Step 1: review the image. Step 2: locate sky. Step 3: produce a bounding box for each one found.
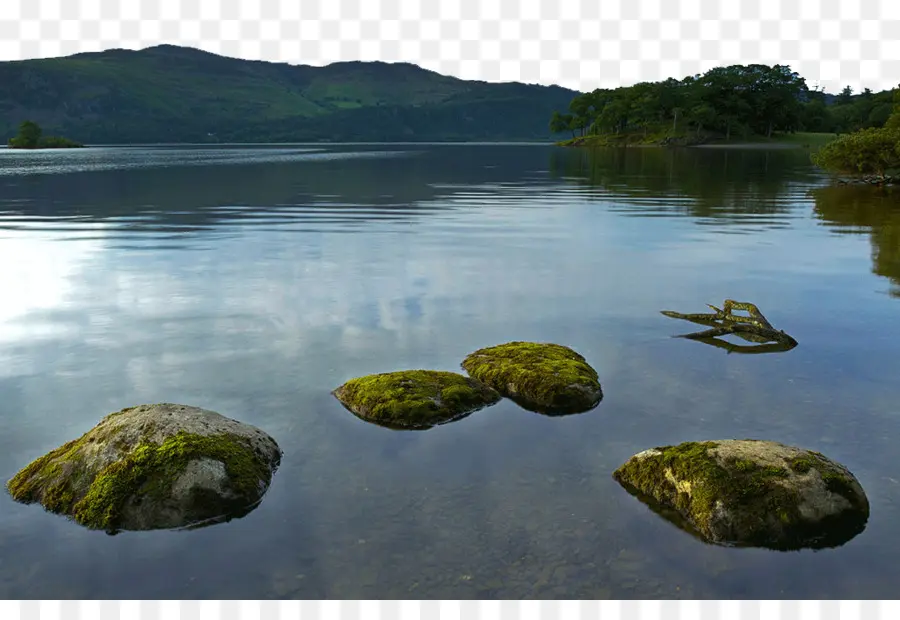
[0,0,898,94]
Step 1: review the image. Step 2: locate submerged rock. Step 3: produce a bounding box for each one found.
[613,439,869,550]
[332,370,501,430]
[6,404,282,533]
[460,341,602,415]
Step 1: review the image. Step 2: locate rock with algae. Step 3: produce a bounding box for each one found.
[6,403,282,533]
[461,341,602,415]
[613,439,869,550]
[332,369,502,430]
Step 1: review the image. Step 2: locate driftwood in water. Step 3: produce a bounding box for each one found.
[661,300,798,353]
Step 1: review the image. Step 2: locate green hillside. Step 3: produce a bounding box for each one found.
[0,45,577,143]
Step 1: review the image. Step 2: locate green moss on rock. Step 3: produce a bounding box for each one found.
[6,403,281,533]
[70,432,272,531]
[332,370,502,430]
[8,439,79,508]
[460,341,602,414]
[613,439,869,550]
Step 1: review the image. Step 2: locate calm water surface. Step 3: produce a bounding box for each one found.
[1,144,899,599]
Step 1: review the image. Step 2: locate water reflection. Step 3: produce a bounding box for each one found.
[1,145,900,598]
[0,145,554,223]
[616,477,868,552]
[501,391,603,418]
[811,185,900,297]
[0,146,398,177]
[674,337,798,356]
[547,146,816,227]
[336,401,485,432]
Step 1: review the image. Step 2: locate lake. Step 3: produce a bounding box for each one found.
[1,143,899,599]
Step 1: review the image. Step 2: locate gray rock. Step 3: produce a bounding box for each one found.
[6,403,282,533]
[613,439,869,550]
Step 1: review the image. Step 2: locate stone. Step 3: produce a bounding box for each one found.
[461,341,602,414]
[332,370,501,430]
[6,403,282,533]
[613,439,869,550]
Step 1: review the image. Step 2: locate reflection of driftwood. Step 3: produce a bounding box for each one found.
[661,300,798,353]
[687,336,798,355]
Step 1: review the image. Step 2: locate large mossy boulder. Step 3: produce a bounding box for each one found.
[6,404,282,533]
[461,341,602,415]
[613,440,869,550]
[332,370,501,430]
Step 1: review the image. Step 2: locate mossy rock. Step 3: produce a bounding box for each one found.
[332,370,501,430]
[613,439,869,550]
[6,404,282,534]
[460,341,602,415]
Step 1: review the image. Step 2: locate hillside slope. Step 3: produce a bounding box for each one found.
[0,45,577,143]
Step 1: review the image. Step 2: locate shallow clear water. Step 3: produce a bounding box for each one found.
[1,144,899,599]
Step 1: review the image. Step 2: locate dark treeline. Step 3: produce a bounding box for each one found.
[550,64,898,142]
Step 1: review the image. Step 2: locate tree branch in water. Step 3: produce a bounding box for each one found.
[661,300,798,353]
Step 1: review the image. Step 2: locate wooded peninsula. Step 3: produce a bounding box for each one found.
[549,64,900,183]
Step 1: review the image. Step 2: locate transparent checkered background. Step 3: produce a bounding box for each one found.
[2,601,900,619]
[0,0,898,617]
[0,0,898,94]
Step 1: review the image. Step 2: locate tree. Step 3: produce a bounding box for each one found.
[7,119,83,149]
[802,97,830,132]
[800,84,832,132]
[688,103,717,136]
[694,66,756,139]
[837,86,854,105]
[752,65,806,137]
[655,78,684,131]
[671,107,683,132]
[885,87,900,131]
[627,82,665,136]
[8,120,42,148]
[549,111,576,138]
[811,127,900,182]
[548,65,894,146]
[568,92,598,137]
[868,103,894,128]
[596,98,630,134]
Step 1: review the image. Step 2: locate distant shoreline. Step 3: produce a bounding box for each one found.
[555,141,808,150]
[556,131,838,151]
[0,140,823,151]
[1,141,557,149]
[691,142,803,150]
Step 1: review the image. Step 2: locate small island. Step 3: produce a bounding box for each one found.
[7,120,84,149]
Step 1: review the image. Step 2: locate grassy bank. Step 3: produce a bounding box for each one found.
[557,131,838,150]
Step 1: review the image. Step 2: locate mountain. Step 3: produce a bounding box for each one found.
[0,45,578,144]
